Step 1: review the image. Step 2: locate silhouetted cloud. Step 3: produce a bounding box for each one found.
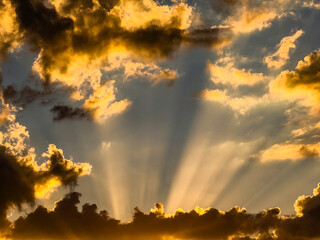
[50,105,92,121]
[9,181,320,240]
[0,101,91,235]
[0,144,91,233]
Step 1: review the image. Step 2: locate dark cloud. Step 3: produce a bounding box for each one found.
[2,85,48,106]
[11,193,281,240]
[7,0,231,83]
[0,144,90,234]
[50,105,92,121]
[13,192,120,240]
[0,0,22,59]
[9,182,320,239]
[0,145,36,231]
[275,184,320,240]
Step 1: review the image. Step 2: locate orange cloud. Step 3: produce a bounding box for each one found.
[269,49,320,110]
[220,0,295,34]
[264,30,304,69]
[260,142,320,162]
[0,0,22,57]
[82,80,132,123]
[207,61,266,87]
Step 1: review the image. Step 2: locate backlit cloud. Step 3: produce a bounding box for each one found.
[0,0,22,57]
[7,181,320,240]
[0,99,91,234]
[264,30,304,69]
[0,0,233,123]
[214,0,296,34]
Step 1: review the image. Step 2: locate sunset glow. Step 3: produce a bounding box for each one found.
[1,0,320,239]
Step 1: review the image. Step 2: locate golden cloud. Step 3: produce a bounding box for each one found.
[264,30,304,69]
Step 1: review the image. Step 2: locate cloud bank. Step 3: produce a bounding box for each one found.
[5,181,320,240]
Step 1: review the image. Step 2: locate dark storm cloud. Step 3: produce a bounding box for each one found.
[0,144,90,234]
[50,105,92,121]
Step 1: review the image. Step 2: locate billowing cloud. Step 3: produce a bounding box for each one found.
[269,48,320,120]
[10,192,281,240]
[264,30,304,69]
[51,80,132,122]
[7,181,320,240]
[0,99,91,234]
[279,49,320,89]
[0,0,233,123]
[0,0,22,58]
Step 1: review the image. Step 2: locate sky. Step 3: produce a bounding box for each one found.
[1,0,320,239]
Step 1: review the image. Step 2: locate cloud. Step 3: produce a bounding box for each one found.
[302,0,320,9]
[193,58,269,114]
[264,30,304,69]
[10,192,281,240]
[50,81,131,122]
[207,61,266,87]
[103,51,181,86]
[260,143,320,162]
[257,49,320,162]
[0,0,22,58]
[0,143,91,234]
[269,49,320,115]
[0,100,91,234]
[275,183,320,239]
[50,105,92,121]
[11,0,230,81]
[0,0,233,123]
[214,0,296,34]
[8,181,320,240]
